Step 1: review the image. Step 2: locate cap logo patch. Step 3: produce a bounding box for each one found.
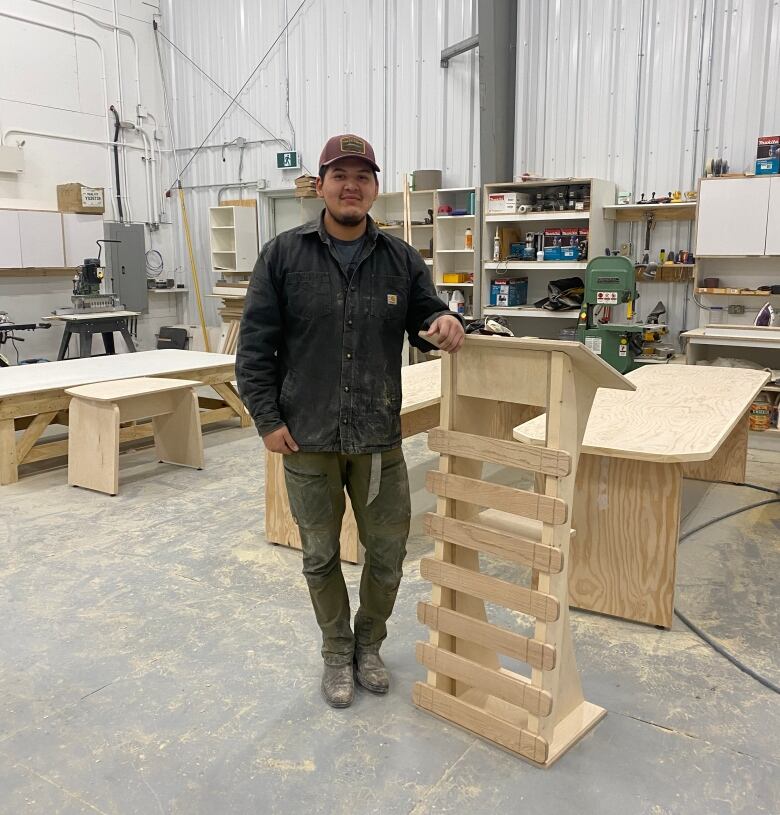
[387,294,398,305]
[340,136,366,156]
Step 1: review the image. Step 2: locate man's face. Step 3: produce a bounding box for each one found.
[316,158,379,226]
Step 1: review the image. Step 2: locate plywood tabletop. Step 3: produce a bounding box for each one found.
[0,350,236,398]
[401,359,440,413]
[513,364,770,463]
[66,377,202,402]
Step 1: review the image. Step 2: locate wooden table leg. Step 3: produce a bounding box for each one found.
[0,417,18,485]
[568,454,682,628]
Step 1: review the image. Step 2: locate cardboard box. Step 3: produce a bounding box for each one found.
[498,227,522,259]
[757,136,780,160]
[490,277,528,307]
[756,157,779,175]
[487,192,531,213]
[57,183,105,214]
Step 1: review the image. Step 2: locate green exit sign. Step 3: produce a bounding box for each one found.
[276,151,300,170]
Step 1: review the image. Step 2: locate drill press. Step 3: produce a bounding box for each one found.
[575,256,644,374]
[71,239,120,313]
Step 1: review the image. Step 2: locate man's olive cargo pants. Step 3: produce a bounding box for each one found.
[283,447,411,666]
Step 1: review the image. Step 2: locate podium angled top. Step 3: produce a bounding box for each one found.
[460,335,635,392]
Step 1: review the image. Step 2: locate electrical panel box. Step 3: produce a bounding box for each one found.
[104,222,147,311]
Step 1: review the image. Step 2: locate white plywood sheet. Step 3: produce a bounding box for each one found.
[62,213,105,267]
[513,365,770,463]
[46,311,141,322]
[0,350,236,398]
[0,210,21,268]
[18,211,64,267]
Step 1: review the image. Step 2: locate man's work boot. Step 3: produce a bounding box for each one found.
[321,663,354,708]
[354,650,389,694]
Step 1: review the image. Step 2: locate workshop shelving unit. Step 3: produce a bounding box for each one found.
[208,205,259,281]
[370,191,407,239]
[480,179,614,338]
[432,188,478,319]
[682,176,780,434]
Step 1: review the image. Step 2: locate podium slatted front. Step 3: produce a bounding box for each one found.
[413,335,633,767]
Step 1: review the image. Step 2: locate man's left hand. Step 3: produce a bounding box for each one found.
[425,314,465,353]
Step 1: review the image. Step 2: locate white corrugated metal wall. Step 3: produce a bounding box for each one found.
[158,0,479,326]
[515,0,780,343]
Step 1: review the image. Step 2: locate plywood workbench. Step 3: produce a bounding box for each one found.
[0,350,248,485]
[265,359,442,563]
[513,364,771,627]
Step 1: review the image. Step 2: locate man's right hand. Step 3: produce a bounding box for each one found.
[262,425,300,454]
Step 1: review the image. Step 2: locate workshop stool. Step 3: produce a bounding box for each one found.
[65,377,204,495]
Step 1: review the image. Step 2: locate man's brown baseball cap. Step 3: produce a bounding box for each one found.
[319,134,380,173]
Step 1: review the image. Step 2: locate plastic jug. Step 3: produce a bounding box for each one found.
[449,290,465,314]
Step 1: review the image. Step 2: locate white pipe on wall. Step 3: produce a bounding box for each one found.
[138,127,159,226]
[24,0,143,114]
[0,11,117,218]
[1,128,154,225]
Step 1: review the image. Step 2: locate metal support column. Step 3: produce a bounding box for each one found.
[477,0,517,185]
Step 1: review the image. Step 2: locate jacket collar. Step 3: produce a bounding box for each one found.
[302,210,380,246]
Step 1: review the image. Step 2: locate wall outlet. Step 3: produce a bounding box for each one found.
[727,304,745,315]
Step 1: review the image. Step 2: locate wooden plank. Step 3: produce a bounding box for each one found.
[400,402,439,438]
[544,700,607,767]
[424,513,563,573]
[420,558,559,621]
[65,377,200,402]
[514,365,769,464]
[16,411,57,463]
[681,414,748,483]
[413,682,548,764]
[68,399,120,495]
[426,471,567,526]
[196,406,236,426]
[416,642,553,716]
[455,345,551,407]
[569,453,681,628]
[212,381,251,427]
[428,428,570,476]
[417,602,555,670]
[153,390,204,469]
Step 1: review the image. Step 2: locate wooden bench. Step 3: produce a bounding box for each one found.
[0,350,245,486]
[66,377,204,495]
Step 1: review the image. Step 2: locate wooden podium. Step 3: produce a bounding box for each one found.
[413,335,634,767]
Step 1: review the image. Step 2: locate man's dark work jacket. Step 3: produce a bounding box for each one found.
[236,212,460,454]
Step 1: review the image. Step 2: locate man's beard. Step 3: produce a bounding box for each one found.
[326,205,365,227]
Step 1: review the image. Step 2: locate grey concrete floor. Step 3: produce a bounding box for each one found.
[1,426,778,815]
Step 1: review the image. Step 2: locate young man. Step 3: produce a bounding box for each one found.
[236,134,464,708]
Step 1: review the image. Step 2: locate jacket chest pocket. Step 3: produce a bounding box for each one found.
[371,274,408,321]
[286,271,333,319]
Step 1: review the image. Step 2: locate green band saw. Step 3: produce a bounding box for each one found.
[575,256,644,374]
